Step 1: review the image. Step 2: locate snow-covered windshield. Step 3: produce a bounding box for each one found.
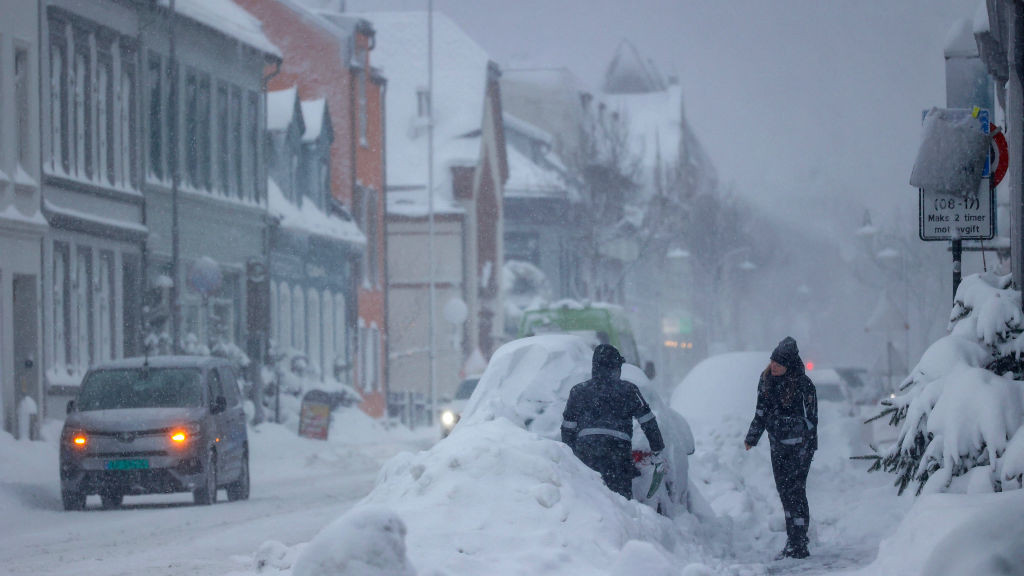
[454,378,479,400]
[76,368,204,410]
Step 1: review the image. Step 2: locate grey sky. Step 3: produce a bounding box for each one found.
[349,0,982,235]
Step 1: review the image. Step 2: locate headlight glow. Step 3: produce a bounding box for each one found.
[441,410,457,427]
[72,434,87,447]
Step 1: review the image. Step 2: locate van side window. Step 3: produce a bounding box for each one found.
[218,366,241,407]
[208,370,224,406]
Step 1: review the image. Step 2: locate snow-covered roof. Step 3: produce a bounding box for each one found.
[504,146,565,199]
[267,87,299,132]
[300,99,327,142]
[268,178,366,245]
[503,113,552,146]
[603,39,667,94]
[354,11,490,211]
[158,0,281,59]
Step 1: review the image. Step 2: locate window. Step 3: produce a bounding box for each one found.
[356,187,378,287]
[185,70,198,187]
[73,31,92,179]
[308,289,320,375]
[98,252,115,363]
[75,248,94,370]
[217,83,229,194]
[334,292,346,380]
[97,46,114,185]
[49,23,69,173]
[120,48,137,187]
[278,283,292,350]
[208,369,223,403]
[269,282,278,349]
[147,52,163,180]
[53,243,71,374]
[321,291,334,380]
[247,91,260,202]
[231,87,242,199]
[198,75,211,190]
[366,188,378,286]
[416,87,430,118]
[357,71,367,145]
[359,325,368,390]
[506,231,542,266]
[15,47,31,170]
[293,287,305,354]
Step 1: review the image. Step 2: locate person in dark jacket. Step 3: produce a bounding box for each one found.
[744,336,818,560]
[561,344,665,499]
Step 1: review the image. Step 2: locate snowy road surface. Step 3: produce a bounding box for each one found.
[0,420,436,576]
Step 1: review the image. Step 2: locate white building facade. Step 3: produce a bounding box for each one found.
[0,1,46,437]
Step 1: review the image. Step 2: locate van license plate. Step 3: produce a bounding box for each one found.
[106,459,149,470]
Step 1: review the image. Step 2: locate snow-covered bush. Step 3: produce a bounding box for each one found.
[873,273,1024,494]
[258,346,362,430]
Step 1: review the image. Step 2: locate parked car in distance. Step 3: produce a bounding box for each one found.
[440,375,481,438]
[60,356,249,510]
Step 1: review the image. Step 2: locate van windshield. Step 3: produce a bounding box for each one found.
[455,378,480,400]
[77,368,203,411]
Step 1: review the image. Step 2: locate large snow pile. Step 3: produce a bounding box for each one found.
[848,489,1024,576]
[876,272,1024,494]
[461,334,701,516]
[253,335,712,575]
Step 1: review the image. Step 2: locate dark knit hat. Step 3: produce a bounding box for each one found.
[592,344,625,372]
[770,336,802,370]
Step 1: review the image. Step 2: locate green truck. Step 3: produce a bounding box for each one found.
[518,303,651,376]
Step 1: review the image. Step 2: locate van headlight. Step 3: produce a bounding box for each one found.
[440,410,457,428]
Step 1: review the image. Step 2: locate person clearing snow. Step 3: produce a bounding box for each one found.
[562,344,666,500]
[744,337,819,560]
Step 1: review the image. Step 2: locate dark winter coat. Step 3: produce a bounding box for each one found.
[561,345,665,498]
[745,365,818,453]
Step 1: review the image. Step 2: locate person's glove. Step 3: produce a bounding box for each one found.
[649,451,666,468]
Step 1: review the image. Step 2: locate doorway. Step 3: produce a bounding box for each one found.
[13,274,39,439]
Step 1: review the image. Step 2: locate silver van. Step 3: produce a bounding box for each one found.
[59,356,249,510]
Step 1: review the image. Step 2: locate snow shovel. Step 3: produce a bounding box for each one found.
[646,462,666,499]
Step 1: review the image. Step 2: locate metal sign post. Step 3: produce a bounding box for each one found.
[917,109,1004,299]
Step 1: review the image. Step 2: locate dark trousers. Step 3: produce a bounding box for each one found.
[770,443,813,548]
[574,436,635,499]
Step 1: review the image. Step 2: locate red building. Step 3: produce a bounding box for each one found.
[238,0,388,417]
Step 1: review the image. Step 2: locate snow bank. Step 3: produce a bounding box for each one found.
[848,490,1024,576]
[461,334,699,516]
[258,335,708,575]
[356,417,700,575]
[291,506,415,576]
[671,351,895,568]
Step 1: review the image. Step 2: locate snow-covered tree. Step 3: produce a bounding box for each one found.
[872,272,1024,494]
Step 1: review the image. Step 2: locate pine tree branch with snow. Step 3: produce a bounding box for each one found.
[870,273,1024,495]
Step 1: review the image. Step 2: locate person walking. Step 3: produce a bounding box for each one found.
[744,336,818,560]
[561,344,665,499]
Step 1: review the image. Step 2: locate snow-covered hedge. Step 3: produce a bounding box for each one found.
[874,273,1024,494]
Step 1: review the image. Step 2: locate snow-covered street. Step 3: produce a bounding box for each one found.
[0,415,436,576]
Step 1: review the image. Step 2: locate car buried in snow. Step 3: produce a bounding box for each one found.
[456,334,699,516]
[439,374,482,438]
[59,356,249,510]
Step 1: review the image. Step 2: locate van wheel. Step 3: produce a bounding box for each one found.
[226,451,249,502]
[193,450,218,506]
[100,491,123,509]
[62,489,86,511]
